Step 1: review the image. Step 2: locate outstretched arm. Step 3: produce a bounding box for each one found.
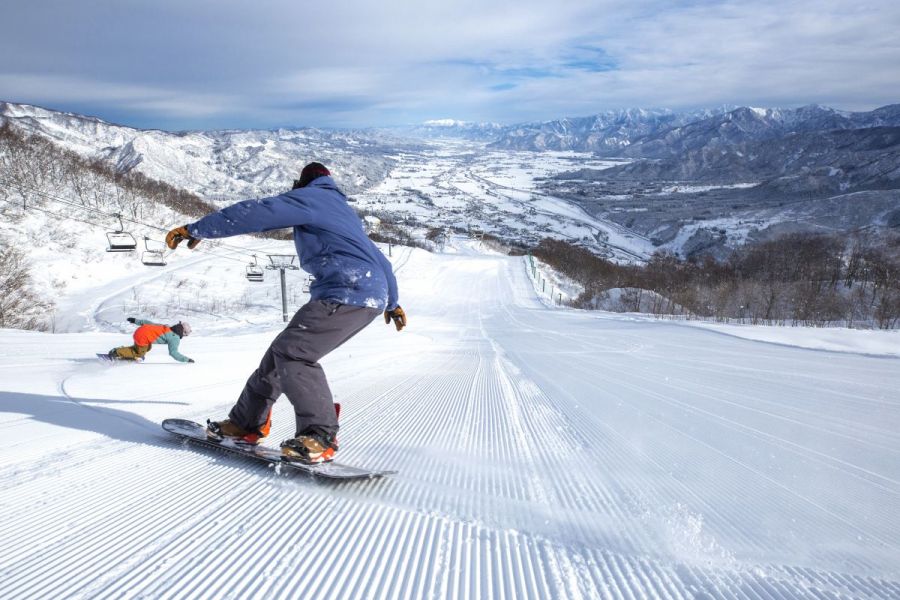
[187,192,315,240]
[133,318,161,326]
[161,333,191,363]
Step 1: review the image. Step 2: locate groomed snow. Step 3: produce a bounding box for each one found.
[0,242,898,599]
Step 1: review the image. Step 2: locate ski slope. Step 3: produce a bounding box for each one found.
[1,245,898,599]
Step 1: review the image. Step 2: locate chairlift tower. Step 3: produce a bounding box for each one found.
[266,254,299,322]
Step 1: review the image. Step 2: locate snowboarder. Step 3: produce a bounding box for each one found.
[165,162,405,464]
[107,318,194,363]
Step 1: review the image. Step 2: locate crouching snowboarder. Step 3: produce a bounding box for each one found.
[107,318,195,363]
[165,162,405,464]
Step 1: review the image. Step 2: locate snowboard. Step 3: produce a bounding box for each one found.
[161,419,395,481]
[96,353,141,363]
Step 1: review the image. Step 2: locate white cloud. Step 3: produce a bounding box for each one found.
[0,73,238,120]
[1,0,898,127]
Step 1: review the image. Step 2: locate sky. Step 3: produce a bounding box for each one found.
[2,0,899,130]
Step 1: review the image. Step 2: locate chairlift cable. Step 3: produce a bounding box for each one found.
[0,195,264,267]
[0,178,283,257]
[0,196,118,230]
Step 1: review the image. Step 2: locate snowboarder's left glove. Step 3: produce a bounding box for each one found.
[384,306,406,331]
[187,358,195,363]
[127,317,136,324]
[166,225,200,250]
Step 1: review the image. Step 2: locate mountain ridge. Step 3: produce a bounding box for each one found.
[0,101,398,202]
[3,100,898,264]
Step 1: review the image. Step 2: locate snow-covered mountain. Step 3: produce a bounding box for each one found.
[602,125,900,191]
[0,102,398,202]
[484,108,729,152]
[524,103,900,259]
[619,104,900,159]
[487,108,727,153]
[484,104,900,157]
[4,100,899,268]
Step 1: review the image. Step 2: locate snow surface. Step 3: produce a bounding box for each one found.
[0,240,898,598]
[678,321,900,358]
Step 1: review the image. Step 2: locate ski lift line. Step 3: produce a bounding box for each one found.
[0,195,119,230]
[0,178,279,257]
[0,195,262,267]
[0,178,153,223]
[4,179,272,256]
[10,194,329,283]
[2,187,281,267]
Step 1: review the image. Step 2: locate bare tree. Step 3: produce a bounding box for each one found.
[0,244,52,330]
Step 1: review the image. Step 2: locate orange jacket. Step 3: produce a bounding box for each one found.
[133,323,171,346]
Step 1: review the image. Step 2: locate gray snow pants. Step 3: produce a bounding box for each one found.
[229,300,381,437]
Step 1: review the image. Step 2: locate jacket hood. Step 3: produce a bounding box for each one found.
[306,176,342,193]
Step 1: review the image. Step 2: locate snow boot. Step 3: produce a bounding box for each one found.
[206,419,266,445]
[281,428,338,464]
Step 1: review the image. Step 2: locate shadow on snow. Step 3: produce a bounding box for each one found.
[0,391,187,447]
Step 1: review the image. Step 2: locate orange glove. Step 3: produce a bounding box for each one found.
[384,306,406,331]
[166,225,200,250]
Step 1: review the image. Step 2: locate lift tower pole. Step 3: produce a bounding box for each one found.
[266,255,300,322]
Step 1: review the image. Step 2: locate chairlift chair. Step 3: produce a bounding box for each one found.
[245,254,264,282]
[141,251,167,266]
[141,237,167,267]
[246,265,264,282]
[106,214,137,252]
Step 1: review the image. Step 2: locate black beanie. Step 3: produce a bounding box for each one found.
[293,162,330,189]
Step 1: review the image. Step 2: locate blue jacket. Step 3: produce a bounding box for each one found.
[187,177,399,310]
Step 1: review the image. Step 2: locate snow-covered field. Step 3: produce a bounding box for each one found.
[1,240,898,598]
[355,144,654,260]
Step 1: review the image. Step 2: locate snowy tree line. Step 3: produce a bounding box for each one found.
[533,234,900,329]
[0,246,51,330]
[0,124,214,222]
[0,124,217,330]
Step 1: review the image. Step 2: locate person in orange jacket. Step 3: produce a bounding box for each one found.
[107,318,194,363]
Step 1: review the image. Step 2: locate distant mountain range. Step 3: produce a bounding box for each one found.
[616,105,900,159]
[488,108,728,153]
[600,125,900,193]
[482,104,900,156]
[404,103,900,200]
[6,100,899,197]
[3,99,898,262]
[540,105,900,197]
[0,102,398,202]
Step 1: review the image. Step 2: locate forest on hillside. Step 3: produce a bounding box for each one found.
[534,235,900,329]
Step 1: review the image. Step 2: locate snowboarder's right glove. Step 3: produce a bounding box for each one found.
[384,306,406,331]
[127,317,136,324]
[166,225,200,250]
[187,358,195,363]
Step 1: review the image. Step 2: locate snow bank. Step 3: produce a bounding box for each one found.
[678,320,900,358]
